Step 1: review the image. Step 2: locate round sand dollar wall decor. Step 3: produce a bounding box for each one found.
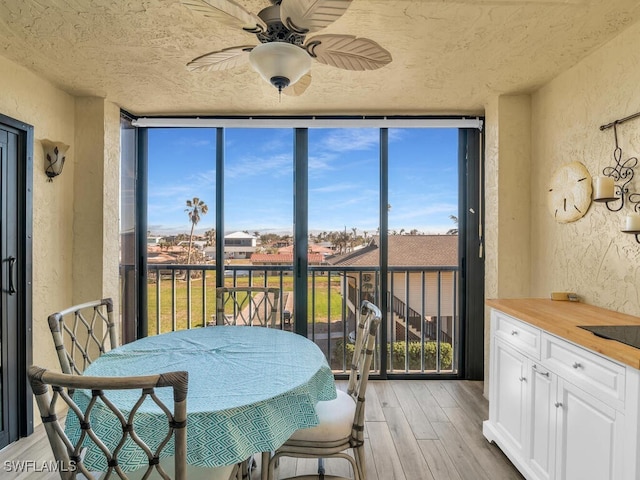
[547,161,592,223]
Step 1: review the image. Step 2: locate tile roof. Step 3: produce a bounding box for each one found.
[327,235,458,267]
[277,244,334,255]
[251,253,325,264]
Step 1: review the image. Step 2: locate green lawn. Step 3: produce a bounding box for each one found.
[147,272,344,335]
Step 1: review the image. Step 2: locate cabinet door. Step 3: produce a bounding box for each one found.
[491,339,529,456]
[529,363,557,480]
[555,379,624,480]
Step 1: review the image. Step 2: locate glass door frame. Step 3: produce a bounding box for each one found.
[126,115,484,380]
[0,113,33,447]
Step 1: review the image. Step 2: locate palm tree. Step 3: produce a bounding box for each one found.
[447,214,459,235]
[204,228,216,247]
[185,197,208,264]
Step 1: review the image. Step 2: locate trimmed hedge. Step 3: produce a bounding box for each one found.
[331,340,453,371]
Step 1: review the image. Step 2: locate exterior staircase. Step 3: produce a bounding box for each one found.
[388,293,452,344]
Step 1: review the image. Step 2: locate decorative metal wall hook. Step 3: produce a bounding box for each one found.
[598,112,640,244]
[593,122,638,211]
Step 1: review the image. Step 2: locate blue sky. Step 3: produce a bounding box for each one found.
[147,127,459,236]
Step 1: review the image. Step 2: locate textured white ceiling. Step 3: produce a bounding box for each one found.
[1,0,640,116]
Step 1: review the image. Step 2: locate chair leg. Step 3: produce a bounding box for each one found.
[354,446,366,480]
[261,451,271,480]
[239,456,255,480]
[267,452,282,480]
[317,458,325,479]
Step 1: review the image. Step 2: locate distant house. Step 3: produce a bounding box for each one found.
[277,243,334,257]
[224,231,257,259]
[203,246,216,260]
[327,235,458,344]
[147,236,164,245]
[315,241,337,252]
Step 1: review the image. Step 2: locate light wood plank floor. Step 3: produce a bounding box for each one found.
[0,380,523,480]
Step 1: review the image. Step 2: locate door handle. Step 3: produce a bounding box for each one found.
[8,256,16,295]
[532,364,550,377]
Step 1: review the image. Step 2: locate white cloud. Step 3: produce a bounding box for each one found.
[310,183,357,194]
[225,153,293,178]
[321,129,379,152]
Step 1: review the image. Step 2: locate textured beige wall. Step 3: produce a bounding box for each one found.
[483,95,532,396]
[0,55,76,377]
[103,103,121,314]
[530,21,640,314]
[484,19,640,397]
[0,55,121,426]
[72,99,120,313]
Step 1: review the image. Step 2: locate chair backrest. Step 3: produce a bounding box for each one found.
[347,300,382,444]
[28,365,188,480]
[48,298,117,375]
[215,287,280,327]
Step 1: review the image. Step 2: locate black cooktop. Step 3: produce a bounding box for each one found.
[579,325,640,350]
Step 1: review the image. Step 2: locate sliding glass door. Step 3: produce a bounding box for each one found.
[121,118,484,378]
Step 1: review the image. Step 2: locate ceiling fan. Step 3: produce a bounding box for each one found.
[182,0,392,96]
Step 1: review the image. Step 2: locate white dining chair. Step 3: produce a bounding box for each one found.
[215,286,281,327]
[266,300,382,480]
[28,365,189,480]
[215,286,282,479]
[47,297,118,375]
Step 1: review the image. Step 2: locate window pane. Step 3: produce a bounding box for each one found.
[224,128,293,246]
[387,128,459,373]
[223,128,294,327]
[119,117,137,343]
[147,128,217,332]
[309,128,380,370]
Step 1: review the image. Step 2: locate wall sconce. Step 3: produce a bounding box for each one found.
[40,139,69,182]
[622,210,640,243]
[624,192,640,243]
[592,122,637,211]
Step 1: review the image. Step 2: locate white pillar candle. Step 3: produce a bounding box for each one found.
[625,213,640,232]
[594,176,615,200]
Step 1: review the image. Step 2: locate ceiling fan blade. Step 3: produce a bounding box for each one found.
[280,0,353,33]
[182,0,267,32]
[186,46,254,72]
[283,73,312,96]
[306,34,392,70]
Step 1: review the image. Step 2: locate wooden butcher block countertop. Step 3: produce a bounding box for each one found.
[486,298,640,370]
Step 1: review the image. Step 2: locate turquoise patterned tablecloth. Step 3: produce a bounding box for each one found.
[66,327,337,471]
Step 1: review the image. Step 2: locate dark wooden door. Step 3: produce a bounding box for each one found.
[0,124,19,449]
[0,115,33,449]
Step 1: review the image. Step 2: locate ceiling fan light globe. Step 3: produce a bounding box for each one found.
[249,42,311,90]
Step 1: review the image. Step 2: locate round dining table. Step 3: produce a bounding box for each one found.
[65,326,337,475]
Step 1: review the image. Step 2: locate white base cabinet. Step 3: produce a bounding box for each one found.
[555,378,624,480]
[490,338,528,458]
[528,361,555,480]
[483,309,638,480]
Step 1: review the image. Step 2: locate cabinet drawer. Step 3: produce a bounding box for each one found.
[493,310,541,359]
[541,333,625,407]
